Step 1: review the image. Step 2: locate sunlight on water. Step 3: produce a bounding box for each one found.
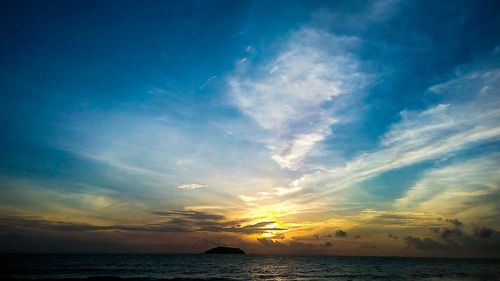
[2,254,499,281]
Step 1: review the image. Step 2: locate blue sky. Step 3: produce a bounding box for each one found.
[1,0,499,256]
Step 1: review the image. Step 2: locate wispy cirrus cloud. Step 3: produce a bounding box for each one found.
[292,65,500,203]
[238,185,302,205]
[394,153,500,217]
[236,53,500,214]
[229,28,369,171]
[177,183,208,190]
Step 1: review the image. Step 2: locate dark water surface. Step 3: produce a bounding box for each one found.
[1,254,499,280]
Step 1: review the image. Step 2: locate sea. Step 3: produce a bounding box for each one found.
[1,254,499,281]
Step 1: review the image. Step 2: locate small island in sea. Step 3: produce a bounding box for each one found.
[204,246,245,254]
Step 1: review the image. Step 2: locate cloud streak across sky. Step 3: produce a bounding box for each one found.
[229,28,368,171]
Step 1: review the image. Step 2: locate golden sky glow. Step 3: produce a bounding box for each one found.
[0,0,499,258]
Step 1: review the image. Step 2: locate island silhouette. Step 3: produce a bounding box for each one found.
[204,246,245,254]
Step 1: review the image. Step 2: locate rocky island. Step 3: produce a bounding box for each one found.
[204,246,245,254]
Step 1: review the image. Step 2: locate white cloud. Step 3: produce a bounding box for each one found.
[287,66,500,203]
[393,153,500,222]
[395,154,499,208]
[200,75,217,89]
[270,129,331,170]
[238,185,303,205]
[245,46,255,53]
[177,183,208,190]
[229,28,368,171]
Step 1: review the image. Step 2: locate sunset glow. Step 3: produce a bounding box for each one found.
[1,0,499,258]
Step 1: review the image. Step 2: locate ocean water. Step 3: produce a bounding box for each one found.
[2,254,499,280]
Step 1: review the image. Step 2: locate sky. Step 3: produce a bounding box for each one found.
[0,0,499,257]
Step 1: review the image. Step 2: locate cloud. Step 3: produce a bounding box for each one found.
[291,64,500,204]
[257,238,286,248]
[0,216,191,233]
[445,218,463,227]
[153,211,288,235]
[428,218,465,240]
[235,61,499,218]
[255,234,344,253]
[176,183,207,189]
[0,210,291,239]
[335,229,348,237]
[431,226,464,240]
[321,241,333,248]
[404,236,448,251]
[404,219,500,256]
[473,226,496,238]
[152,210,224,221]
[394,153,500,218]
[228,28,368,171]
[201,221,288,235]
[238,185,303,205]
[199,76,217,89]
[245,46,255,53]
[356,210,440,227]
